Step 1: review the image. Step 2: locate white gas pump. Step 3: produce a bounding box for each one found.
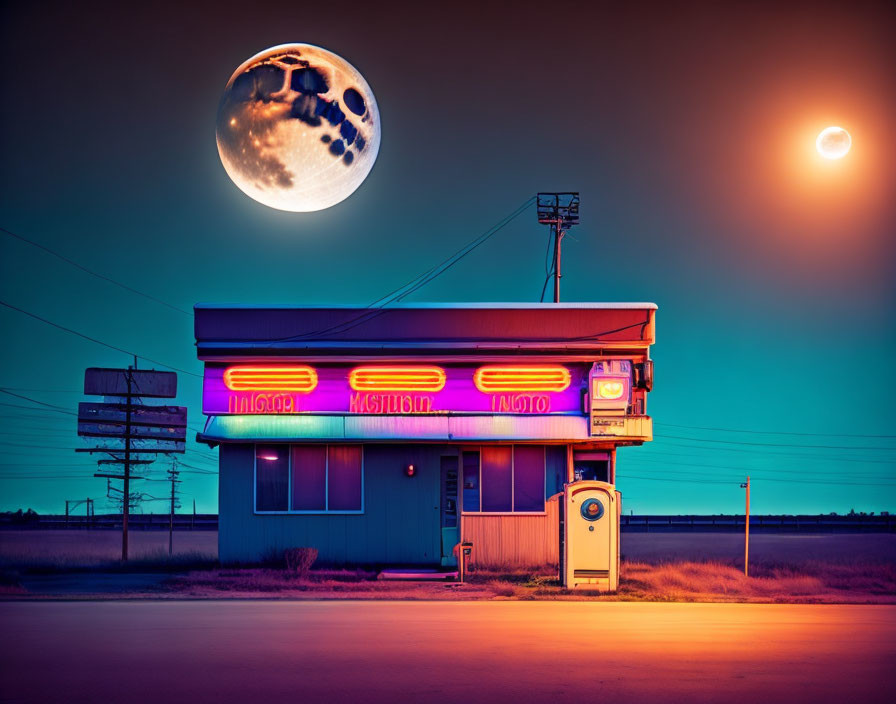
[560,480,621,591]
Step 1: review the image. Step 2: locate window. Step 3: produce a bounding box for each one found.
[255,444,363,513]
[462,445,549,514]
[462,452,480,513]
[290,445,326,510]
[513,445,546,512]
[481,447,512,512]
[256,445,288,511]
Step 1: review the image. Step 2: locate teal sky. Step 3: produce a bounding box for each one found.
[1,1,894,515]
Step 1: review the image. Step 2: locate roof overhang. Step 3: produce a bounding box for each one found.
[194,303,657,361]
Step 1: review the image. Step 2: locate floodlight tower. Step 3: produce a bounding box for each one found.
[537,193,580,303]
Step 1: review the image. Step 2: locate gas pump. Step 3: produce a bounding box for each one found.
[560,480,621,591]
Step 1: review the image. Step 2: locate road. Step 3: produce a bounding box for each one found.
[1,601,894,703]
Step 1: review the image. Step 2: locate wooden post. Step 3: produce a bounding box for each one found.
[122,367,133,561]
[743,476,750,577]
[169,471,175,556]
[65,500,69,528]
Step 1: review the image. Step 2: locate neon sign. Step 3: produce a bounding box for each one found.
[348,366,446,392]
[474,365,571,393]
[223,365,318,393]
[203,364,587,415]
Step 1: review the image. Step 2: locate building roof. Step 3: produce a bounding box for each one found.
[194,303,657,360]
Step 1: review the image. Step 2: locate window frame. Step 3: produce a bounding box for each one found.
[253,443,365,515]
[460,445,548,516]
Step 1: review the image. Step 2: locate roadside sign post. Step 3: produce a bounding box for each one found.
[78,365,186,562]
[740,476,751,577]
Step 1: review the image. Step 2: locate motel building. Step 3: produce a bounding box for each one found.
[195,303,656,575]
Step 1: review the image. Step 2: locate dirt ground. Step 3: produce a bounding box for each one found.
[3,529,895,568]
[2,530,894,603]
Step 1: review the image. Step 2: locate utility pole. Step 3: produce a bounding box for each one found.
[79,364,186,560]
[552,220,564,303]
[122,365,134,561]
[65,500,70,528]
[740,476,751,577]
[536,193,580,303]
[192,498,196,531]
[168,459,180,556]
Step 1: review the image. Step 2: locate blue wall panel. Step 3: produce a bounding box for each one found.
[218,443,443,566]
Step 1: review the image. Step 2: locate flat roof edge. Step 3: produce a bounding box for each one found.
[193,302,658,311]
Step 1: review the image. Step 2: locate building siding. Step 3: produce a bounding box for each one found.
[218,443,443,565]
[461,496,561,569]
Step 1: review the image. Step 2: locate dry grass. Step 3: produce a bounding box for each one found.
[616,560,896,603]
[163,568,496,600]
[2,530,894,602]
[0,530,217,571]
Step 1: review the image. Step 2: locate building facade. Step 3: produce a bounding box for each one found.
[195,303,656,567]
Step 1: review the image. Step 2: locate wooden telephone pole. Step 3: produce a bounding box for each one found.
[741,476,751,577]
[536,193,580,303]
[79,365,186,563]
[168,460,181,556]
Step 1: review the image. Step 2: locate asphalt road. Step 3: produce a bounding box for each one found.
[1,601,894,704]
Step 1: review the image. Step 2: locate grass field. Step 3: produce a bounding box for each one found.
[2,530,894,602]
[0,530,217,570]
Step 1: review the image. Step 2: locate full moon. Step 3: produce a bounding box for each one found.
[216,43,381,212]
[815,126,851,160]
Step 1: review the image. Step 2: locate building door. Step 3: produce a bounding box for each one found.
[440,455,459,566]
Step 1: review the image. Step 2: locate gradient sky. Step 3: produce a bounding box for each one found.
[1,0,894,516]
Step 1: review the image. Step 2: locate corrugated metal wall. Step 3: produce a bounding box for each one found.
[461,496,560,569]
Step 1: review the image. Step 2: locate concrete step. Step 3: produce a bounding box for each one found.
[377,568,459,581]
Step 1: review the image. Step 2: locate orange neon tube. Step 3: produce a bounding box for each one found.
[349,366,446,392]
[474,365,571,393]
[223,365,318,392]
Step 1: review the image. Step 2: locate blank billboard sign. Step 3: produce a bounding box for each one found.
[84,368,177,398]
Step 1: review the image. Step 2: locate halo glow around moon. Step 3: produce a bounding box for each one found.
[816,126,851,160]
[216,43,381,212]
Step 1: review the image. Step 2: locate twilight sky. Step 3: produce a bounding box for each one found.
[1,0,894,515]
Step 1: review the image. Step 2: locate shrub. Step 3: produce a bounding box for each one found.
[284,547,318,575]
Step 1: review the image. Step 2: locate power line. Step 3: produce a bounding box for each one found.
[0,299,201,377]
[625,456,894,479]
[632,444,896,464]
[654,433,896,451]
[0,225,191,316]
[0,389,76,413]
[655,422,896,439]
[621,471,896,488]
[265,197,536,344]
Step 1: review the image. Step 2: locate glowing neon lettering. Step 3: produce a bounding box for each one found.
[223,365,318,392]
[349,393,434,414]
[474,365,571,393]
[228,393,297,414]
[490,394,551,413]
[349,366,446,392]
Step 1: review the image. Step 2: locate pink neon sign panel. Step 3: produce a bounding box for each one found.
[202,365,587,415]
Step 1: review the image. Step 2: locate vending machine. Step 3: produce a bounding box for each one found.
[560,480,621,591]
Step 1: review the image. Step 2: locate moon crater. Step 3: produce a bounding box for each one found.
[216,44,381,212]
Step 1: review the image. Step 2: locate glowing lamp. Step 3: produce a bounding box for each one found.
[258,453,280,461]
[594,379,627,400]
[349,366,446,392]
[405,464,416,477]
[224,365,318,392]
[473,365,571,393]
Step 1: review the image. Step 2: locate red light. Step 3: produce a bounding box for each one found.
[224,365,318,392]
[349,366,446,392]
[474,365,571,393]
